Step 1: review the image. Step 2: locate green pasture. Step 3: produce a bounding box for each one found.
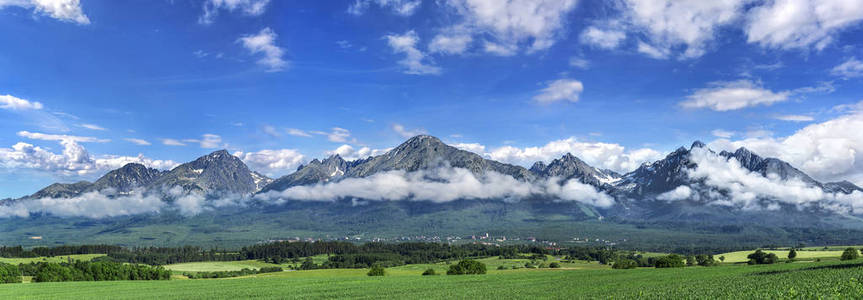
[1,259,861,299]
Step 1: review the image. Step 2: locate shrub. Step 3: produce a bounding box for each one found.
[258,266,283,273]
[496,266,506,270]
[612,259,637,269]
[654,255,685,268]
[549,262,561,268]
[0,263,21,284]
[686,255,696,266]
[447,260,486,275]
[367,266,385,276]
[788,249,797,260]
[696,254,717,267]
[841,248,859,261]
[747,250,779,265]
[421,268,437,276]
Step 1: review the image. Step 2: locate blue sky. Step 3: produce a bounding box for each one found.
[2,0,863,198]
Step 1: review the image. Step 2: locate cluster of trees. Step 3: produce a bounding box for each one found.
[99,246,241,265]
[654,254,686,268]
[0,263,21,283]
[16,261,170,282]
[242,242,550,269]
[447,260,487,275]
[747,250,779,265]
[0,245,124,258]
[841,248,861,261]
[184,266,282,279]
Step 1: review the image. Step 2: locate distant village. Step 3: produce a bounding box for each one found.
[262,233,623,247]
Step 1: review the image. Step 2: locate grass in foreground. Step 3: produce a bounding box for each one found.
[2,259,862,299]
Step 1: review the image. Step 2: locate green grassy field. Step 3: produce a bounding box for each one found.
[164,260,283,272]
[2,259,862,299]
[0,254,105,265]
[716,247,859,263]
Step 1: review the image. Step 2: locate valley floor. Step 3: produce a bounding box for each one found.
[3,259,863,299]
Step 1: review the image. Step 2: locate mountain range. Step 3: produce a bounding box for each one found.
[3,135,863,248]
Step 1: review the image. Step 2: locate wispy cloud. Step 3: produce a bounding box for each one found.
[199,0,269,24]
[17,131,109,143]
[79,123,107,131]
[124,138,151,146]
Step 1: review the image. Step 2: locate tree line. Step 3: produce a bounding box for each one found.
[9,261,170,283]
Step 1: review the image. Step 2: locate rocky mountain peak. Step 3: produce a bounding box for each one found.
[90,163,165,193]
[530,153,619,188]
[149,150,257,194]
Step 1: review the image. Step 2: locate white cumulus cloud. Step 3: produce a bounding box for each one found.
[238,27,288,72]
[687,147,863,213]
[442,0,578,54]
[385,30,441,75]
[0,0,90,24]
[0,94,43,110]
[326,144,389,161]
[533,79,584,104]
[255,166,614,207]
[234,148,306,177]
[485,137,664,174]
[680,80,791,111]
[657,185,693,201]
[708,103,863,186]
[745,0,863,51]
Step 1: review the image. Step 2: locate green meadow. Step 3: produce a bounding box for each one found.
[2,259,862,299]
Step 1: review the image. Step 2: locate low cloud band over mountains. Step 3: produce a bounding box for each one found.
[1,135,862,223]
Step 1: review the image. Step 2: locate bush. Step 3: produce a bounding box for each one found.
[788,249,797,260]
[447,259,486,275]
[258,266,283,273]
[496,265,506,270]
[747,250,779,265]
[549,262,561,268]
[696,254,717,267]
[612,259,638,269]
[367,266,385,276]
[0,263,21,284]
[654,255,685,268]
[841,248,859,261]
[422,268,436,275]
[686,255,696,266]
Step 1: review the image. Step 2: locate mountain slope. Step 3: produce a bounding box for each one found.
[260,155,352,193]
[87,163,166,193]
[530,153,621,188]
[29,181,93,199]
[148,150,260,194]
[344,135,534,180]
